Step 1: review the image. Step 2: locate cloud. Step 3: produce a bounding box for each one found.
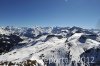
[96,19,100,29]
[64,0,69,2]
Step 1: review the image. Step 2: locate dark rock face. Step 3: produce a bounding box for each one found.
[45,35,55,41]
[0,60,37,66]
[45,35,63,42]
[87,34,97,40]
[0,34,23,54]
[79,35,87,43]
[80,47,100,66]
[79,34,97,43]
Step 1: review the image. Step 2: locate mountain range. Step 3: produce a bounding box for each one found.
[0,26,100,66]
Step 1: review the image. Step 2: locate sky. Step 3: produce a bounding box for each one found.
[0,0,100,29]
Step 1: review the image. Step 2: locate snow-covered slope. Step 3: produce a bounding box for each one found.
[0,26,100,66]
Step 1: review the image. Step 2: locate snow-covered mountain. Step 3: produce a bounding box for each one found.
[0,26,100,66]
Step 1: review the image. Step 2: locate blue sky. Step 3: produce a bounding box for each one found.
[0,0,100,28]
